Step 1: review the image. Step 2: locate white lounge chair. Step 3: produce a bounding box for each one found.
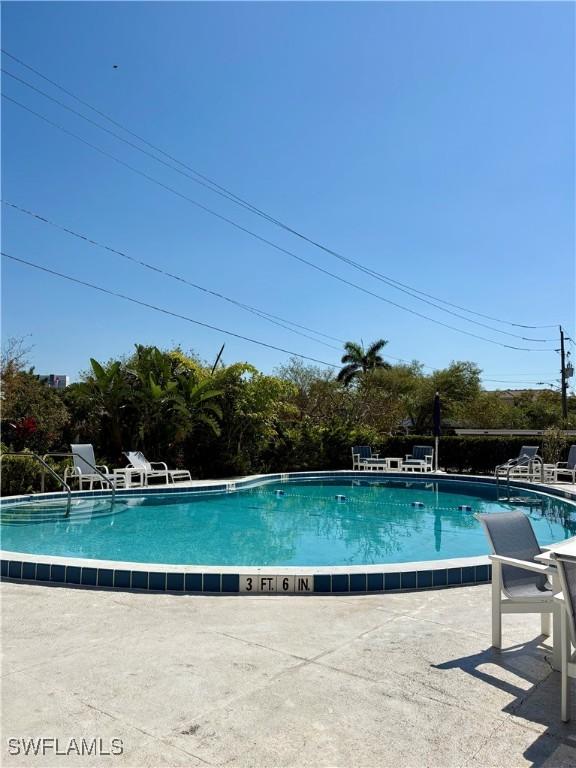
[552,445,576,484]
[476,511,559,652]
[124,451,191,485]
[495,445,540,480]
[351,445,389,471]
[551,551,576,721]
[64,444,124,490]
[402,446,434,473]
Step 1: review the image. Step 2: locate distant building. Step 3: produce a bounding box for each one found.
[39,374,69,389]
[494,389,543,406]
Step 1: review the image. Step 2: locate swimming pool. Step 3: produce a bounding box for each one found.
[1,477,575,566]
[0,476,576,591]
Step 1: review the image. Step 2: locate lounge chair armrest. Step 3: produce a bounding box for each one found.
[555,462,568,468]
[149,462,168,471]
[96,464,109,474]
[489,554,554,575]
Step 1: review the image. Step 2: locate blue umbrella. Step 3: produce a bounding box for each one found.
[433,392,441,471]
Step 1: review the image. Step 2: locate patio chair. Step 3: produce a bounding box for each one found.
[551,551,576,721]
[495,446,539,480]
[552,445,576,484]
[64,444,124,490]
[124,451,191,485]
[351,446,389,472]
[476,510,559,651]
[402,446,434,473]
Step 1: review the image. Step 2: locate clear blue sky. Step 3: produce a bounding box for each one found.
[2,1,574,390]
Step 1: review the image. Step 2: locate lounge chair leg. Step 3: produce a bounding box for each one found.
[541,611,551,637]
[561,608,570,722]
[492,561,502,649]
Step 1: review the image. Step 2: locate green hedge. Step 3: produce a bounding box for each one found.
[0,436,567,494]
[270,435,554,475]
[0,449,69,496]
[377,436,548,475]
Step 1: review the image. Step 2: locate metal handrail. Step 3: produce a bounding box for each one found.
[496,455,544,499]
[0,451,72,515]
[42,452,116,504]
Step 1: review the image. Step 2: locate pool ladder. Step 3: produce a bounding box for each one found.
[1,451,117,516]
[1,451,72,516]
[495,455,544,502]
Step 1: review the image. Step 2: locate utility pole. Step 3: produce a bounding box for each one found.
[560,325,568,421]
[210,343,225,375]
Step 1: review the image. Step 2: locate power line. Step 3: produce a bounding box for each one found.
[2,92,557,354]
[1,200,343,351]
[0,55,559,338]
[481,379,557,385]
[1,251,343,368]
[9,203,541,374]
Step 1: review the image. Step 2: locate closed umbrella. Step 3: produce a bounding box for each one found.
[433,392,441,472]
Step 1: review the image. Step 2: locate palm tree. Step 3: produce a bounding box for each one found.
[129,346,222,456]
[337,339,390,386]
[74,359,130,460]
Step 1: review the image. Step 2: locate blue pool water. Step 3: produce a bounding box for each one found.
[1,479,575,566]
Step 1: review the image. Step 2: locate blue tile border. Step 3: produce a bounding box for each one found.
[417,570,433,588]
[131,571,148,590]
[385,573,401,591]
[66,566,81,584]
[81,567,97,586]
[0,558,498,594]
[350,573,367,592]
[51,564,66,583]
[97,569,113,588]
[22,562,36,580]
[221,574,239,593]
[401,572,417,590]
[114,570,131,589]
[367,573,384,591]
[36,563,50,581]
[331,574,349,593]
[185,573,202,591]
[149,572,166,591]
[166,573,185,592]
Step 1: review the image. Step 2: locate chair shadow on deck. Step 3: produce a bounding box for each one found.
[434,636,576,766]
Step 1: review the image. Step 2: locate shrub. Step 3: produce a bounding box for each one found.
[0,446,69,496]
[372,436,546,475]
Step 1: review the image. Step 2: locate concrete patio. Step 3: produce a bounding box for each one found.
[1,581,575,768]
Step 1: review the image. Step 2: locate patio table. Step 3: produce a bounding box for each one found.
[113,468,146,488]
[360,457,403,472]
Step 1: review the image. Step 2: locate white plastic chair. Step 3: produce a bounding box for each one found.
[402,446,434,473]
[124,451,191,485]
[476,511,559,652]
[552,445,576,484]
[495,446,539,480]
[64,444,122,490]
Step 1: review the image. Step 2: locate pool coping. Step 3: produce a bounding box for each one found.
[2,471,575,594]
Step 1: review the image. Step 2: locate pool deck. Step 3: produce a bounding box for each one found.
[2,581,575,767]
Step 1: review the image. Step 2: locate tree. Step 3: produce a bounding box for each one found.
[128,345,222,461]
[409,361,482,432]
[72,359,131,461]
[1,338,69,453]
[337,339,391,386]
